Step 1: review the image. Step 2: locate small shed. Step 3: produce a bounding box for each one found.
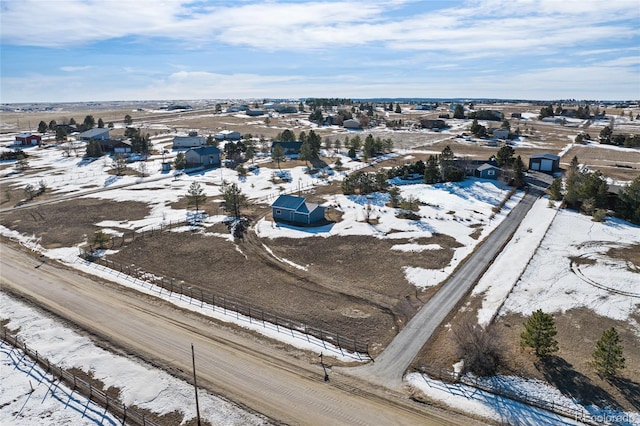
[476,163,501,179]
[492,128,509,139]
[15,133,41,146]
[271,194,326,225]
[529,153,560,173]
[185,146,221,168]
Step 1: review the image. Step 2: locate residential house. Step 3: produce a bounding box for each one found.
[15,133,41,146]
[476,163,501,179]
[511,112,522,119]
[173,131,205,149]
[214,130,242,141]
[78,128,110,141]
[98,139,132,153]
[246,109,265,117]
[492,128,509,139]
[185,146,221,168]
[343,119,361,129]
[529,153,560,173]
[419,119,447,130]
[271,141,303,156]
[271,194,326,225]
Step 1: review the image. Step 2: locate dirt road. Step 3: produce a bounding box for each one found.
[0,244,479,426]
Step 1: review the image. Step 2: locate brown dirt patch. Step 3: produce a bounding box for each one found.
[608,244,640,269]
[0,198,150,248]
[415,306,640,413]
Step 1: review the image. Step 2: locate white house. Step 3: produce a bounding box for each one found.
[214,130,242,141]
[343,119,361,129]
[173,131,205,149]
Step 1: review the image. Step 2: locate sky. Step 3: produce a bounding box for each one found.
[1,0,639,103]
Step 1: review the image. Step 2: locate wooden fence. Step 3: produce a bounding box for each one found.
[417,364,604,425]
[2,327,159,426]
[79,248,371,360]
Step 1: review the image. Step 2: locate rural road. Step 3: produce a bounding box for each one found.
[352,189,540,386]
[0,244,480,426]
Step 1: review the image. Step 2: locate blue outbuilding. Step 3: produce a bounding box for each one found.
[271,194,326,225]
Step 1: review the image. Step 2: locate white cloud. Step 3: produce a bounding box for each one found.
[60,65,93,72]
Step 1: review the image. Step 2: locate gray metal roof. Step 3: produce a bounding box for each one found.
[272,194,306,210]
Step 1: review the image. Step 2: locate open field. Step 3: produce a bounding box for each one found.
[2,101,639,421]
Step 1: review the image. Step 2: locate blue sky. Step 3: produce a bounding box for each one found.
[1,0,639,103]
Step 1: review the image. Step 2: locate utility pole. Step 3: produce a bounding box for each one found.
[191,344,201,426]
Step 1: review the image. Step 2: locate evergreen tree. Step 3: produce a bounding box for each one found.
[97,118,104,128]
[220,181,247,218]
[186,181,206,212]
[113,154,126,176]
[15,154,29,171]
[616,175,640,224]
[55,126,67,142]
[453,104,465,119]
[388,186,401,208]
[91,230,110,249]
[363,134,376,161]
[495,146,515,167]
[395,103,402,113]
[124,114,133,125]
[85,140,103,157]
[439,145,455,181]
[548,177,563,201]
[271,143,285,169]
[83,115,96,129]
[424,155,440,184]
[245,144,255,164]
[69,117,76,126]
[174,152,186,170]
[277,129,296,142]
[512,155,525,187]
[593,327,625,378]
[520,309,559,357]
[299,140,314,169]
[307,130,322,157]
[38,121,48,133]
[48,120,57,131]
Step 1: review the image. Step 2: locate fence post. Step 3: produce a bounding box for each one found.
[305,324,310,342]
[248,307,251,324]
[200,290,203,308]
[275,316,279,332]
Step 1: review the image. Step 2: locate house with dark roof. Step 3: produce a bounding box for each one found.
[476,163,501,179]
[271,194,326,225]
[185,146,221,168]
[271,141,303,156]
[78,128,110,140]
[98,139,131,153]
[529,153,560,173]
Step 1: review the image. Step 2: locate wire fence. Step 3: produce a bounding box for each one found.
[417,364,604,426]
[2,327,159,426]
[88,219,191,251]
[78,248,371,359]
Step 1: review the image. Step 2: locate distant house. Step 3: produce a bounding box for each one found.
[476,163,501,179]
[56,124,78,134]
[78,128,110,141]
[15,133,41,146]
[274,105,298,114]
[511,112,522,119]
[98,139,131,153]
[492,128,509,139]
[529,153,560,173]
[343,119,361,129]
[419,119,447,130]
[271,141,303,156]
[214,130,242,141]
[271,194,326,225]
[185,146,221,168]
[246,109,265,117]
[173,131,205,149]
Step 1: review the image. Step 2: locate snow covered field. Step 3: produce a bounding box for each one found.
[0,293,270,426]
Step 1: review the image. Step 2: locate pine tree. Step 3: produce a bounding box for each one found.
[593,327,625,377]
[299,140,313,169]
[548,177,563,201]
[38,120,48,133]
[186,181,206,212]
[174,152,186,170]
[97,118,105,128]
[220,181,246,218]
[424,155,440,184]
[271,143,285,170]
[512,155,525,187]
[520,309,558,357]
